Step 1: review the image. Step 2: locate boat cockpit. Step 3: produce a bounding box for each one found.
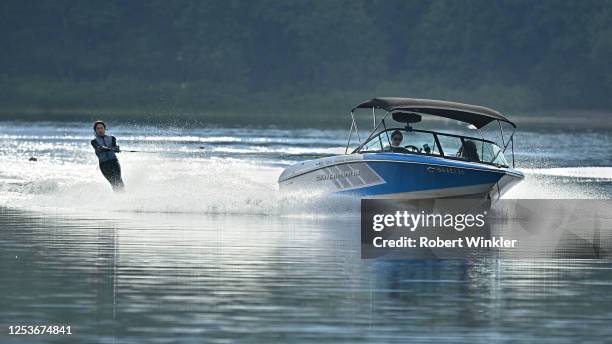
[355,127,509,167]
[346,98,517,169]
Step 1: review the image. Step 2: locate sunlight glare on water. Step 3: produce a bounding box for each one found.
[1,122,610,215]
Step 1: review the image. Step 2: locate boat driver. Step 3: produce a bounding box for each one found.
[383,130,405,152]
[390,130,403,147]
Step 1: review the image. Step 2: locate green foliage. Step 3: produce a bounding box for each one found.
[0,0,611,123]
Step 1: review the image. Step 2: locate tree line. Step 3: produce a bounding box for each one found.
[1,0,611,122]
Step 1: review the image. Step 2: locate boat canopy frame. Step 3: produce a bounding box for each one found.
[345,98,517,167]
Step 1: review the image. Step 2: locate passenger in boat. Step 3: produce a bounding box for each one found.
[459,140,480,162]
[91,120,125,192]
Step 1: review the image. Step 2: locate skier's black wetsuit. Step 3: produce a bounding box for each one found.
[91,135,124,192]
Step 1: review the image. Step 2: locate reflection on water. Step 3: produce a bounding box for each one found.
[1,207,611,343]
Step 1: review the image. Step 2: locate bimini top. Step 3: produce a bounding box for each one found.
[354,97,515,128]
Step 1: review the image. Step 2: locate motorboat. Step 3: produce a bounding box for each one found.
[278,97,523,201]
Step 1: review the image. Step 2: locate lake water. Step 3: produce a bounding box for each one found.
[1,121,611,343]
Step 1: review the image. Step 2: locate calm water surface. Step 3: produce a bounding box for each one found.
[0,121,611,343]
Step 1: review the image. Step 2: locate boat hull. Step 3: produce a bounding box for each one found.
[278,153,523,201]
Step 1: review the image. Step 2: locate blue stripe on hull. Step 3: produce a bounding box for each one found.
[337,157,511,197]
[365,152,522,176]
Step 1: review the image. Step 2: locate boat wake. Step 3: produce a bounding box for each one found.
[2,160,608,216]
[504,167,611,199]
[0,156,360,217]
[520,167,612,180]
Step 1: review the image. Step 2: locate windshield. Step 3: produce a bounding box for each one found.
[357,128,509,166]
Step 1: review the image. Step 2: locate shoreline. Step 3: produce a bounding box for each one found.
[1,107,611,130]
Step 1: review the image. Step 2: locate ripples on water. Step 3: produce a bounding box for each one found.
[0,121,611,343]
